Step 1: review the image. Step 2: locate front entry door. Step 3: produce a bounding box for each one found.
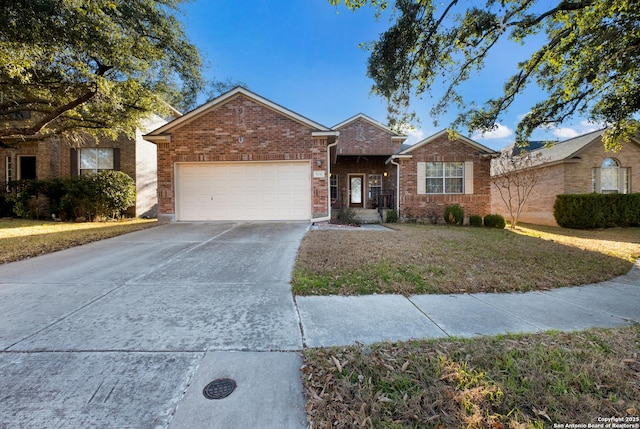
[350,175,364,208]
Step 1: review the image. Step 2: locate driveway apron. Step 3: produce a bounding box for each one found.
[0,222,309,429]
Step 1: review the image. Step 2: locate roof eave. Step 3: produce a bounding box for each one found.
[385,154,412,164]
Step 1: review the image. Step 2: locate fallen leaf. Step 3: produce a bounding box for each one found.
[533,407,552,422]
[331,355,342,373]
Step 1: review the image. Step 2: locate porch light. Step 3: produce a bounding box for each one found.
[317,159,322,167]
[383,171,388,177]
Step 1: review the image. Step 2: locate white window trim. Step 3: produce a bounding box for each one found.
[417,161,473,195]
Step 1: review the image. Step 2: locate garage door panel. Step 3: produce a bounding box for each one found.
[177,162,311,221]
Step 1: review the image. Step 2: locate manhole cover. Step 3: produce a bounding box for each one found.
[203,378,236,400]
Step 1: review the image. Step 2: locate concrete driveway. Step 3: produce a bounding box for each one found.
[0,222,309,429]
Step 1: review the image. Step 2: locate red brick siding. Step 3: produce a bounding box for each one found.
[336,118,402,155]
[399,135,493,222]
[157,94,328,218]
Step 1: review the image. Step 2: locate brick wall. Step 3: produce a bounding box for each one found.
[491,138,640,226]
[491,163,564,226]
[399,134,493,222]
[157,94,328,219]
[0,134,137,181]
[336,117,402,155]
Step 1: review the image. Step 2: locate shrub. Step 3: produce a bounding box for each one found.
[334,207,360,225]
[444,205,464,225]
[13,172,136,220]
[92,171,136,219]
[12,179,53,219]
[554,194,640,228]
[469,214,483,227]
[385,209,398,223]
[484,214,506,229]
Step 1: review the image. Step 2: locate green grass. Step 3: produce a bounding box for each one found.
[293,223,640,295]
[0,218,158,263]
[302,326,640,428]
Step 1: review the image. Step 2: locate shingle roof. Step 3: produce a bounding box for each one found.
[504,128,607,166]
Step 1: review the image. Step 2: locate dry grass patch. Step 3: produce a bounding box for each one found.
[302,326,640,428]
[292,224,640,295]
[0,218,157,264]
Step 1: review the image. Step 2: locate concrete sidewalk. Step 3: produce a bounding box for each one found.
[296,262,640,347]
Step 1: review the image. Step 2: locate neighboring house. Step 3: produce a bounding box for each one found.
[490,129,640,226]
[387,130,497,222]
[0,115,170,218]
[144,87,497,223]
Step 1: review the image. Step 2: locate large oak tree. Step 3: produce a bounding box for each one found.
[331,0,639,150]
[0,0,204,146]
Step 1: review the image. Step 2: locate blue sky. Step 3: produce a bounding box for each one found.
[180,0,600,151]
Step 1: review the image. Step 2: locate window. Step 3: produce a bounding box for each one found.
[79,148,114,175]
[425,162,463,194]
[593,158,630,194]
[5,156,12,182]
[330,174,338,200]
[368,174,382,200]
[18,156,36,179]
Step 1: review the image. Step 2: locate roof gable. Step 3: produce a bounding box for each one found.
[333,113,406,141]
[146,87,331,138]
[399,130,497,155]
[333,114,407,156]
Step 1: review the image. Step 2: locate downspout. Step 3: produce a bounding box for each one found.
[326,138,339,221]
[390,157,401,217]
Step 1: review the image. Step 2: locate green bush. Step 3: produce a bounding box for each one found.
[469,214,483,227]
[484,214,506,229]
[385,209,398,223]
[554,194,640,228]
[92,171,136,219]
[11,179,55,219]
[334,207,360,225]
[13,172,136,220]
[444,205,464,225]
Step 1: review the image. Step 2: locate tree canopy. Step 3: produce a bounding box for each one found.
[331,0,640,150]
[0,0,204,146]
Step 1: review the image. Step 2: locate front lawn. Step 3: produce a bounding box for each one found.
[0,218,158,264]
[292,223,640,295]
[302,326,640,428]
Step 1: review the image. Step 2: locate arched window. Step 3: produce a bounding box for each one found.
[593,158,629,194]
[601,158,619,193]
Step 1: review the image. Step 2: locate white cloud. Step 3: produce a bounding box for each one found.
[553,127,579,138]
[579,120,606,132]
[403,128,425,146]
[472,124,513,140]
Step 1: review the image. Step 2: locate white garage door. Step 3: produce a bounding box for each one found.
[176,162,311,221]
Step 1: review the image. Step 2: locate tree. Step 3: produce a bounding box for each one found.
[491,147,547,229]
[330,0,640,150]
[0,0,204,147]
